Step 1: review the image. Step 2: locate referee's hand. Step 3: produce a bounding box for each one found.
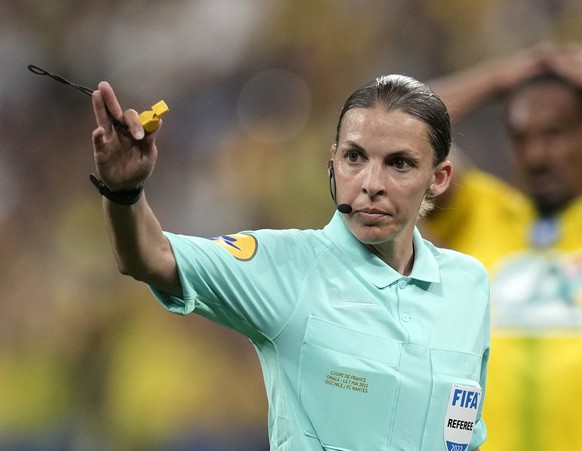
[91,81,161,192]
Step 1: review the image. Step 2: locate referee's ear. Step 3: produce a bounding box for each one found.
[329,144,338,179]
[428,159,453,198]
[330,143,338,158]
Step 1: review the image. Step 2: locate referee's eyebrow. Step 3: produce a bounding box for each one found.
[340,140,367,154]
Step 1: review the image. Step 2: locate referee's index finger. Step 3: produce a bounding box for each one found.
[91,89,111,132]
[94,81,124,126]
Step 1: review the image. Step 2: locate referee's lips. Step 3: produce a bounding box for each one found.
[353,208,391,221]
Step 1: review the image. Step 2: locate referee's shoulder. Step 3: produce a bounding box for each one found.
[247,226,329,256]
[426,238,489,291]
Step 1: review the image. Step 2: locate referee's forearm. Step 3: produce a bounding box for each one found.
[103,194,181,296]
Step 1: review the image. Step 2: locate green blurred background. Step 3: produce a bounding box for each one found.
[1,0,581,449]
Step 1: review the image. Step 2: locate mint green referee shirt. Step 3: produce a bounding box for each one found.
[150,212,490,451]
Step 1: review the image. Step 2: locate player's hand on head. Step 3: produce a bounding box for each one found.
[486,49,545,94]
[540,43,582,87]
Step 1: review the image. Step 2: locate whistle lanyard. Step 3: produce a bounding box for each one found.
[28,64,129,132]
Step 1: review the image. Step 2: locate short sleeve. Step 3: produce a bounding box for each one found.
[149,229,319,340]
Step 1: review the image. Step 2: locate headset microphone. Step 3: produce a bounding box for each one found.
[328,160,353,214]
[337,204,353,214]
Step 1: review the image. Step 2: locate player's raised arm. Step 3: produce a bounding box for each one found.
[428,49,544,123]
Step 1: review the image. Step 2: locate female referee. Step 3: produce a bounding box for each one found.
[90,74,489,451]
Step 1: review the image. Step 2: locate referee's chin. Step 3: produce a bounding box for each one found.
[344,219,406,247]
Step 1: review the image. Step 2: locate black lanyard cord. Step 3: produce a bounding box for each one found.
[28,64,129,132]
[28,64,94,97]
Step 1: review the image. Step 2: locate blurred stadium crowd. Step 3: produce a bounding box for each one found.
[1,0,581,449]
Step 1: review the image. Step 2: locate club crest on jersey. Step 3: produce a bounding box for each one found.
[211,234,258,261]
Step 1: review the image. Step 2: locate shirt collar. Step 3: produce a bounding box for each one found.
[323,212,441,288]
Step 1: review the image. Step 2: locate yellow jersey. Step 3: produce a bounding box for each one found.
[424,169,582,451]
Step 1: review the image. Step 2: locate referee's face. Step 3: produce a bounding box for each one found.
[332,106,451,250]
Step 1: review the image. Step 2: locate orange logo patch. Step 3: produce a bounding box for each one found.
[211,234,258,261]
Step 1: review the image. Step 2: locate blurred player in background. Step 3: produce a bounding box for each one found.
[424,43,582,450]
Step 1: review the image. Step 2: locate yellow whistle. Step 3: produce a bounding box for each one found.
[138,100,170,132]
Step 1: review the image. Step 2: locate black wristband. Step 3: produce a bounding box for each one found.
[89,173,144,205]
